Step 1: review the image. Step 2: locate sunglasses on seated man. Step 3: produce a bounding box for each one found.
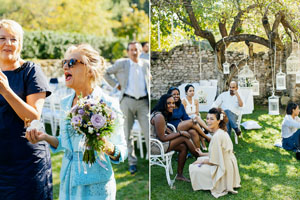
[62,58,84,68]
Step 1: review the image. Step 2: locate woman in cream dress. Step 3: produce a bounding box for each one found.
[189,107,240,198]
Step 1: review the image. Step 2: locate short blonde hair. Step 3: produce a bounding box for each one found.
[65,44,105,88]
[0,19,24,56]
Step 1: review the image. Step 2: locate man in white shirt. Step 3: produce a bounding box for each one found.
[104,42,150,174]
[211,81,243,136]
[139,42,149,60]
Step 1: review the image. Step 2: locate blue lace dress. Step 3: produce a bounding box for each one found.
[50,87,127,200]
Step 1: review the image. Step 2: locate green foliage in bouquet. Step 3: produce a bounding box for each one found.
[67,95,116,164]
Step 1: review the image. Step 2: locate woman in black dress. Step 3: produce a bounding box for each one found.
[0,19,52,199]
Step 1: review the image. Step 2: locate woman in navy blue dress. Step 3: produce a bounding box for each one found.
[167,87,211,148]
[0,19,52,200]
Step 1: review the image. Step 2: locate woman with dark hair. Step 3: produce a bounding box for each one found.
[151,94,205,182]
[182,84,211,150]
[189,108,241,198]
[281,102,300,151]
[167,87,211,149]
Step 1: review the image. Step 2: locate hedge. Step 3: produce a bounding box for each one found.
[21,31,128,61]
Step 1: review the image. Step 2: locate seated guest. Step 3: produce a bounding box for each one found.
[189,108,241,198]
[151,94,204,182]
[182,84,210,150]
[281,102,300,151]
[167,87,211,149]
[211,81,243,136]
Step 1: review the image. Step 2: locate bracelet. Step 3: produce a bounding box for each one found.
[113,145,120,157]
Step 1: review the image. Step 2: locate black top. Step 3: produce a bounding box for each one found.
[0,61,53,200]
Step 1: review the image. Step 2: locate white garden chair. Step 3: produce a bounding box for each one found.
[150,123,176,187]
[131,120,147,159]
[41,96,61,136]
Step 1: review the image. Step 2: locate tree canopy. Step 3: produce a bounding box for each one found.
[151,0,300,85]
[0,0,149,42]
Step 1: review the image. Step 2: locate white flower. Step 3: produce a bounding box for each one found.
[220,113,224,120]
[88,127,94,134]
[27,120,45,132]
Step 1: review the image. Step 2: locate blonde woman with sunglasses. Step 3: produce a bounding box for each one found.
[26,44,127,200]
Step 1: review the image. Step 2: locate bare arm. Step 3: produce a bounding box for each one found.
[0,70,46,121]
[235,91,243,107]
[26,129,59,148]
[195,99,199,116]
[182,99,187,109]
[152,114,190,142]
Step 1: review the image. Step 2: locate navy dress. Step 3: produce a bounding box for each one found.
[0,62,53,200]
[168,104,190,128]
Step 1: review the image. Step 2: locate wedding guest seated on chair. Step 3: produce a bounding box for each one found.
[151,94,204,182]
[189,108,241,198]
[211,81,243,136]
[281,102,300,152]
[182,84,211,150]
[167,87,211,150]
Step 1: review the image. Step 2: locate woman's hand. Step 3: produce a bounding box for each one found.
[180,131,191,139]
[192,160,203,165]
[0,70,11,95]
[102,137,116,156]
[25,129,47,144]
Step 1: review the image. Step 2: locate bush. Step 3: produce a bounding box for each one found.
[22,31,128,61]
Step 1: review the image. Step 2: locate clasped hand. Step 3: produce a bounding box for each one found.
[0,70,10,95]
[180,130,191,139]
[25,129,47,144]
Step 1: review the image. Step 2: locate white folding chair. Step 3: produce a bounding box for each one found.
[41,97,61,136]
[131,120,147,159]
[150,123,176,187]
[42,98,56,135]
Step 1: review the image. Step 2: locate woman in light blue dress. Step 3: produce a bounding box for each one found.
[26,44,127,200]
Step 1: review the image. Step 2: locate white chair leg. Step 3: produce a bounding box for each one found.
[168,155,173,175]
[139,134,144,158]
[165,160,172,186]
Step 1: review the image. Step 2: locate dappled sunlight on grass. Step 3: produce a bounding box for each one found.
[151,105,300,199]
[241,161,279,176]
[51,146,149,200]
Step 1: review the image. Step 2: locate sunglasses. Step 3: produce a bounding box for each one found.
[62,58,84,68]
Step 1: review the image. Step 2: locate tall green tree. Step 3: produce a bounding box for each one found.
[0,0,149,41]
[152,0,300,86]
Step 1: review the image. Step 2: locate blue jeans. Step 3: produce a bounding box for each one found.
[282,129,300,152]
[224,110,239,136]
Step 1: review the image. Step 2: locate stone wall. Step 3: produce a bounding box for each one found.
[151,44,300,104]
[31,59,64,78]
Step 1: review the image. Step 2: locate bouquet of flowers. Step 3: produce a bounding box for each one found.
[67,95,116,165]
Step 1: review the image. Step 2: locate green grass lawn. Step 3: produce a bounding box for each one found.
[48,133,149,200]
[151,105,300,200]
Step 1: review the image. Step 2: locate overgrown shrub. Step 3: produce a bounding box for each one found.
[22,31,128,61]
